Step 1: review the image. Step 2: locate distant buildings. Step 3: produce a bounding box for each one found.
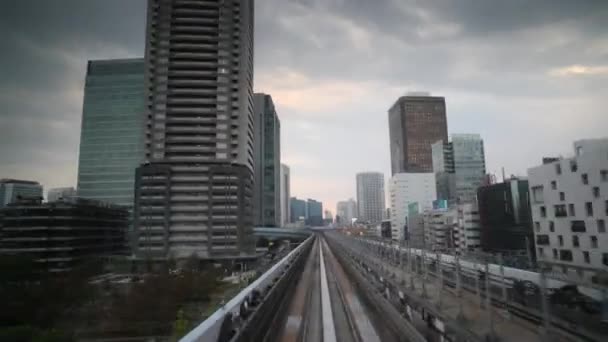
[389,173,436,241]
[280,164,291,227]
[356,172,386,224]
[47,187,76,203]
[528,139,608,283]
[306,199,323,226]
[253,93,281,227]
[477,178,533,256]
[423,208,457,251]
[336,198,357,225]
[290,197,307,223]
[0,179,43,207]
[76,58,145,208]
[432,134,486,203]
[388,93,448,174]
[134,0,255,259]
[0,198,128,272]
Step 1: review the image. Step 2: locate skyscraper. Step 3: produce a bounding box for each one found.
[432,134,486,203]
[134,0,255,259]
[76,59,145,208]
[253,93,280,227]
[336,198,357,225]
[388,93,448,174]
[356,172,386,224]
[280,164,290,227]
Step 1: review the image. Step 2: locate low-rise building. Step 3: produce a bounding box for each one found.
[47,187,76,202]
[0,197,128,272]
[389,173,436,241]
[454,202,481,254]
[528,139,608,283]
[0,179,43,207]
[423,208,457,252]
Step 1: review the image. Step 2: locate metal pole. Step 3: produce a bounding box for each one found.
[408,239,415,291]
[499,253,507,304]
[539,267,551,340]
[485,257,495,339]
[437,251,443,308]
[456,255,465,321]
[422,249,428,298]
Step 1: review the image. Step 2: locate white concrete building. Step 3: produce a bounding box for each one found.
[389,173,436,240]
[528,139,608,283]
[280,164,290,227]
[47,187,76,203]
[423,208,457,251]
[356,172,386,224]
[336,198,357,226]
[454,202,481,253]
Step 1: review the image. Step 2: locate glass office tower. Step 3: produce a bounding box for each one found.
[76,58,145,209]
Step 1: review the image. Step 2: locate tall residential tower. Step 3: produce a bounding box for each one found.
[134,0,255,259]
[356,172,386,224]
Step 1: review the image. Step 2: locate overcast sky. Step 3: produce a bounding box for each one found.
[1,0,607,214]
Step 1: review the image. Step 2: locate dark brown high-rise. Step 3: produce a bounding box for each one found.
[388,93,448,175]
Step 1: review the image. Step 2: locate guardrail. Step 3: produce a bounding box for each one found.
[180,236,314,342]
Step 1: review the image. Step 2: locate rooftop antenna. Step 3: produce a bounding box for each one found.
[501,167,506,183]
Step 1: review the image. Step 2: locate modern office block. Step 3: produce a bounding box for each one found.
[388,93,448,174]
[0,198,128,272]
[253,93,280,227]
[336,198,357,226]
[389,173,436,240]
[528,139,608,283]
[0,179,43,207]
[306,199,323,226]
[290,197,306,223]
[356,172,386,224]
[280,164,290,227]
[76,58,145,208]
[134,0,255,259]
[47,187,76,203]
[477,178,533,254]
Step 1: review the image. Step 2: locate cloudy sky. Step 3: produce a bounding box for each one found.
[1,0,607,214]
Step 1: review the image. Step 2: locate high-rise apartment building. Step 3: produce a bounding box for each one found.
[280,164,290,227]
[356,172,386,224]
[0,179,43,207]
[47,187,76,202]
[528,139,608,283]
[77,59,145,208]
[336,198,357,225]
[253,93,280,227]
[432,134,486,203]
[388,93,448,175]
[133,0,255,259]
[389,173,436,240]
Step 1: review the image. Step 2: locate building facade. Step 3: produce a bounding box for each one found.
[290,197,307,223]
[528,139,608,283]
[0,179,43,207]
[0,198,128,272]
[423,208,457,251]
[47,187,76,202]
[388,93,448,175]
[477,178,533,255]
[134,0,256,259]
[389,173,436,241]
[76,58,145,207]
[253,93,280,227]
[336,198,357,226]
[432,134,486,203]
[454,202,481,254]
[306,199,323,226]
[280,164,290,227]
[356,172,386,224]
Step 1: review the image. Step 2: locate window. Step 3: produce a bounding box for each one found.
[585,202,593,217]
[591,236,598,248]
[569,204,576,216]
[582,173,589,185]
[531,186,544,203]
[560,249,573,261]
[559,192,565,201]
[536,235,550,245]
[598,219,606,233]
[556,163,562,175]
[554,205,567,217]
[538,247,544,256]
[540,206,547,217]
[572,235,579,247]
[571,220,586,232]
[558,235,564,246]
[601,170,608,182]
[549,221,555,232]
[551,181,557,190]
[606,200,608,216]
[583,251,590,264]
[553,248,558,259]
[603,253,608,267]
[593,187,600,198]
[570,160,578,172]
[535,222,540,232]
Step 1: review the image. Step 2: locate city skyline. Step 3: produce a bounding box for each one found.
[2,0,608,214]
